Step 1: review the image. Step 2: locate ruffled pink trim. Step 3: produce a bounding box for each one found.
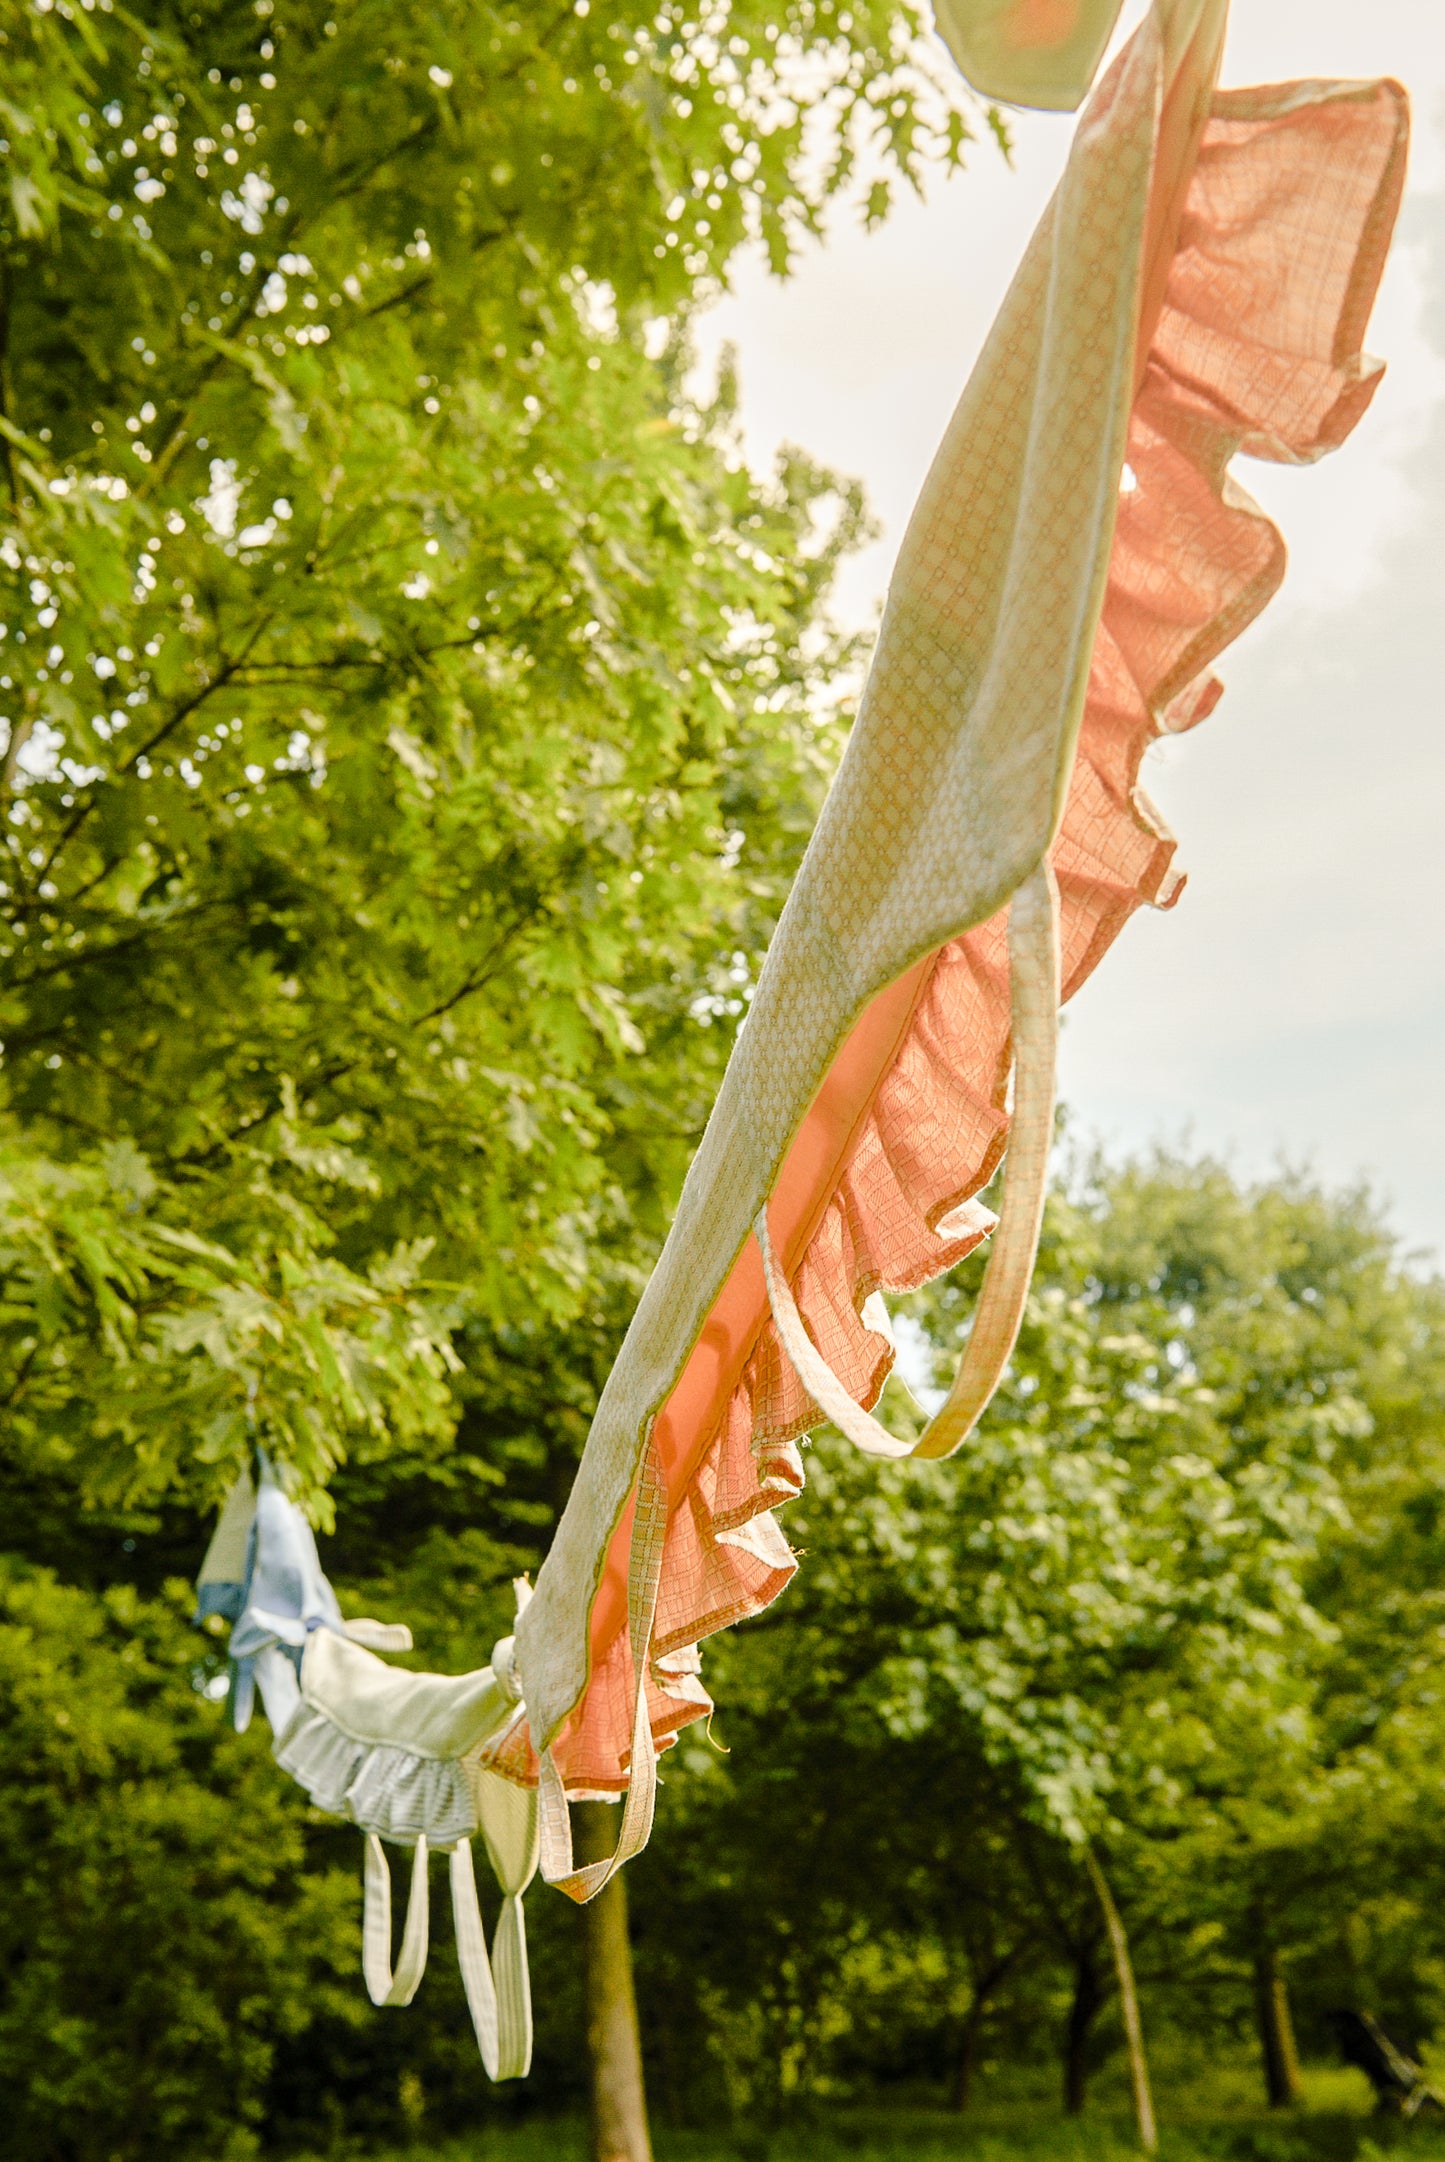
[517,74,1406,1795]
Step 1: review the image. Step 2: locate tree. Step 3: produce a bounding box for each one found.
[0,0,989,2144]
[0,1558,359,2162]
[0,1,977,1523]
[635,1153,1438,2138]
[1094,1159,1445,2101]
[578,1801,654,2162]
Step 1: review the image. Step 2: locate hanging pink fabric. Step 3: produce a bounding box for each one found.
[497,0,1409,1897]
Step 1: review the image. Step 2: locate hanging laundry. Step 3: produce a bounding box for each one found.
[195,1459,538,2080]
[931,0,1129,109]
[486,0,1411,1902]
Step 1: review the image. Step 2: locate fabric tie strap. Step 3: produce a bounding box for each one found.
[450,1837,533,2080]
[913,860,1060,1457]
[537,1436,667,1903]
[362,1832,430,2007]
[757,861,1061,1461]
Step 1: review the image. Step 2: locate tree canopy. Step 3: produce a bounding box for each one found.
[0,0,980,1527]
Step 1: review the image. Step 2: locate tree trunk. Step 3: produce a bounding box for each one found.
[1084,1848,1157,2155]
[953,1951,1020,2112]
[1254,1946,1303,2109]
[1063,1941,1105,2116]
[952,1992,988,2112]
[576,1802,653,2162]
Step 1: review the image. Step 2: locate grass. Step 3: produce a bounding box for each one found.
[288,2069,1445,2162]
[302,2124,1445,2162]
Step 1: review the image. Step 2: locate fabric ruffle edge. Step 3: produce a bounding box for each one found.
[495,74,1407,1797]
[276,1699,481,1848]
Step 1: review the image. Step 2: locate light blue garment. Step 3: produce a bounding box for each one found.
[205,1455,346,1732]
[192,1461,256,1628]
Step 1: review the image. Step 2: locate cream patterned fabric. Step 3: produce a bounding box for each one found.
[276,1625,522,1847]
[279,1621,540,2078]
[931,0,1128,111]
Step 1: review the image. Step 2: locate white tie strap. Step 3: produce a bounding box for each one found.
[756,862,1061,1463]
[450,1834,533,2081]
[363,1833,430,2008]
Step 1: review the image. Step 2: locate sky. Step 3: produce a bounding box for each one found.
[694,2,1445,1265]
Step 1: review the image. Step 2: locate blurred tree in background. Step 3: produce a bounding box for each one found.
[631,1160,1445,2133]
[3,0,1445,2157]
[0,1560,359,2162]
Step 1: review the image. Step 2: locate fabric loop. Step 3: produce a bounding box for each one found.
[362,1832,430,2008]
[537,1437,667,1904]
[913,860,1061,1458]
[449,1839,534,2081]
[451,1839,499,2074]
[756,861,1061,1464]
[491,1890,533,2078]
[754,1207,913,1459]
[489,1633,522,1705]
